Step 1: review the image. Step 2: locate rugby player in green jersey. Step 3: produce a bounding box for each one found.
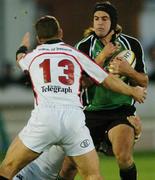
[59,1,148,180]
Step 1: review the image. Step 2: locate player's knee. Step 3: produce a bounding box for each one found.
[0,158,19,176]
[114,150,133,167]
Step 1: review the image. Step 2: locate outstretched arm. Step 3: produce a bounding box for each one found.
[16,32,30,63]
[102,74,147,103]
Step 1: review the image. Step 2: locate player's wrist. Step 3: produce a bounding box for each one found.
[129,86,135,97]
[16,45,28,59]
[130,86,141,101]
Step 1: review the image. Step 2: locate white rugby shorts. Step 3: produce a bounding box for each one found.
[19,104,94,156]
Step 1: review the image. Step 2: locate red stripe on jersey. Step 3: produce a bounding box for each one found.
[28,52,82,72]
[27,52,83,103]
[28,51,106,86]
[61,44,108,85]
[26,71,38,106]
[29,52,105,86]
[61,43,108,74]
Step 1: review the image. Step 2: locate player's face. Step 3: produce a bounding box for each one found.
[93,11,111,38]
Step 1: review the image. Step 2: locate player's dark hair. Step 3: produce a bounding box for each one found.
[35,15,60,39]
[93,1,118,32]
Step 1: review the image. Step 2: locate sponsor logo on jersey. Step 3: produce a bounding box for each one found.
[38,47,72,52]
[80,139,90,148]
[56,47,72,52]
[41,85,72,94]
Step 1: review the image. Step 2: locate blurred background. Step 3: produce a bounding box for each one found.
[0,0,155,173]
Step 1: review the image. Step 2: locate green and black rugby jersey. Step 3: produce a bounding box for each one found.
[76,32,147,110]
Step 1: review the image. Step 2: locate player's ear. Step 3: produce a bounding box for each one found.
[36,35,41,44]
[58,28,63,40]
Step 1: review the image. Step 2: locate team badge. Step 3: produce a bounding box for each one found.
[80,139,90,148]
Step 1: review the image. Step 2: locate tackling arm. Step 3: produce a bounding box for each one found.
[102,74,147,103]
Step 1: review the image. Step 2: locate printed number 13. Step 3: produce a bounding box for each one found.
[39,59,74,85]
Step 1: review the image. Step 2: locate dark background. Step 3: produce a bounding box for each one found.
[36,0,143,45]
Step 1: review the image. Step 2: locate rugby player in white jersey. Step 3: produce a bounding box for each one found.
[0,15,146,180]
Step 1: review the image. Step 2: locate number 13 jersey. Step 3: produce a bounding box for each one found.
[18,40,108,107]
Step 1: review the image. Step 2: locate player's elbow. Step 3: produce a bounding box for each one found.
[102,74,115,89]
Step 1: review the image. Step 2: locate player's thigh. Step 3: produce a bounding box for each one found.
[1,136,40,174]
[63,115,95,157]
[108,124,135,153]
[71,149,100,176]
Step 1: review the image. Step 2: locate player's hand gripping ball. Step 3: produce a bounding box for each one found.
[108,50,136,80]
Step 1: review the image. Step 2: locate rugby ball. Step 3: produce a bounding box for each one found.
[117,49,135,67]
[109,50,136,80]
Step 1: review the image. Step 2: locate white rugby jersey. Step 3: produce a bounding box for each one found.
[19,40,108,107]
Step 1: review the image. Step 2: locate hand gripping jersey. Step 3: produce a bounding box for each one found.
[19,40,108,107]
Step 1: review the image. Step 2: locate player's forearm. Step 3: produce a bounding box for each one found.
[126,68,148,88]
[95,52,107,66]
[16,32,30,62]
[102,74,134,97]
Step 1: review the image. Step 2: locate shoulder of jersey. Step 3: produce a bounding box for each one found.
[115,49,136,68]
